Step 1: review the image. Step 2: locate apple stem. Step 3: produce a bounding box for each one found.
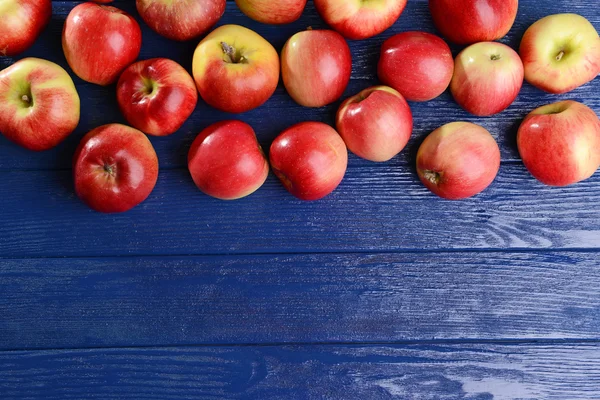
[21,94,31,104]
[556,50,565,61]
[221,42,245,64]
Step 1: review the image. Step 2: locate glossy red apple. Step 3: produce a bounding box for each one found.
[117,58,198,137]
[451,42,523,116]
[73,123,159,213]
[192,25,279,113]
[235,0,306,24]
[378,31,454,102]
[62,2,142,85]
[136,0,225,41]
[270,122,348,200]
[517,101,600,186]
[429,0,518,45]
[520,14,600,94]
[0,0,51,56]
[336,86,412,162]
[188,120,269,200]
[281,30,352,108]
[314,0,407,40]
[0,58,80,151]
[416,122,501,199]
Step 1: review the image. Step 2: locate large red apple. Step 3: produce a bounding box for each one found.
[314,0,407,40]
[188,120,269,200]
[336,86,412,162]
[270,122,348,200]
[117,58,198,137]
[520,14,600,94]
[73,123,159,213]
[429,0,518,45]
[416,122,501,199]
[0,58,80,151]
[378,31,454,102]
[0,0,51,57]
[136,0,225,41]
[192,25,279,114]
[281,30,352,108]
[235,0,306,24]
[517,101,600,186]
[62,2,142,86]
[450,42,523,116]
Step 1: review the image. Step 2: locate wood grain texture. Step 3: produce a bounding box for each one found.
[1,252,600,350]
[1,343,600,399]
[1,165,599,257]
[0,1,598,170]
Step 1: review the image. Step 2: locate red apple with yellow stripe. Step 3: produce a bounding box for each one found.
[0,0,51,56]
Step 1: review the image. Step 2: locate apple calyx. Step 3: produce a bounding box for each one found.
[490,54,501,61]
[221,42,247,64]
[423,170,441,185]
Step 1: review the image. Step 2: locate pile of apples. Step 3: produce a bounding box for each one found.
[1,0,600,212]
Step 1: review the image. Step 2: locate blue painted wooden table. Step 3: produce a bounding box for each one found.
[1,0,600,398]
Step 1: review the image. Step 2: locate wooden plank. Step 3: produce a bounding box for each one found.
[0,1,598,170]
[1,252,600,350]
[1,165,599,257]
[1,343,599,399]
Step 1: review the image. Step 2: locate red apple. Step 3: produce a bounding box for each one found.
[314,0,407,40]
[62,2,142,86]
[235,0,306,25]
[0,58,80,151]
[192,25,279,113]
[188,120,269,200]
[517,101,600,186]
[281,30,352,108]
[336,86,412,162]
[429,0,518,45]
[73,123,159,213]
[117,58,198,137]
[378,31,453,102]
[0,0,51,57]
[416,122,500,199]
[136,0,225,42]
[450,42,523,116]
[270,122,348,200]
[520,14,600,94]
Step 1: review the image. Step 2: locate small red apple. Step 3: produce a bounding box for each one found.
[136,0,225,41]
[62,2,142,86]
[520,14,600,94]
[235,0,306,24]
[192,25,279,113]
[429,0,518,45]
[270,122,348,200]
[517,101,600,186]
[416,122,501,199]
[281,29,352,108]
[73,123,159,213]
[0,58,80,151]
[117,58,198,137]
[0,0,51,57]
[314,0,407,40]
[378,31,454,102]
[450,42,524,116]
[188,120,269,200]
[336,86,412,162]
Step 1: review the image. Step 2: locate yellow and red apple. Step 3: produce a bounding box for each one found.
[0,0,51,56]
[235,0,306,24]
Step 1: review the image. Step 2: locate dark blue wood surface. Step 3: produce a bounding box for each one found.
[1,0,599,398]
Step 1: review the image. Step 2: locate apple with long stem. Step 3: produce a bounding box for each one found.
[117,58,198,137]
[518,101,600,186]
[0,0,51,57]
[192,25,279,114]
[417,122,501,199]
[62,2,142,86]
[73,124,159,213]
[0,58,80,151]
[520,13,600,94]
[336,86,413,162]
